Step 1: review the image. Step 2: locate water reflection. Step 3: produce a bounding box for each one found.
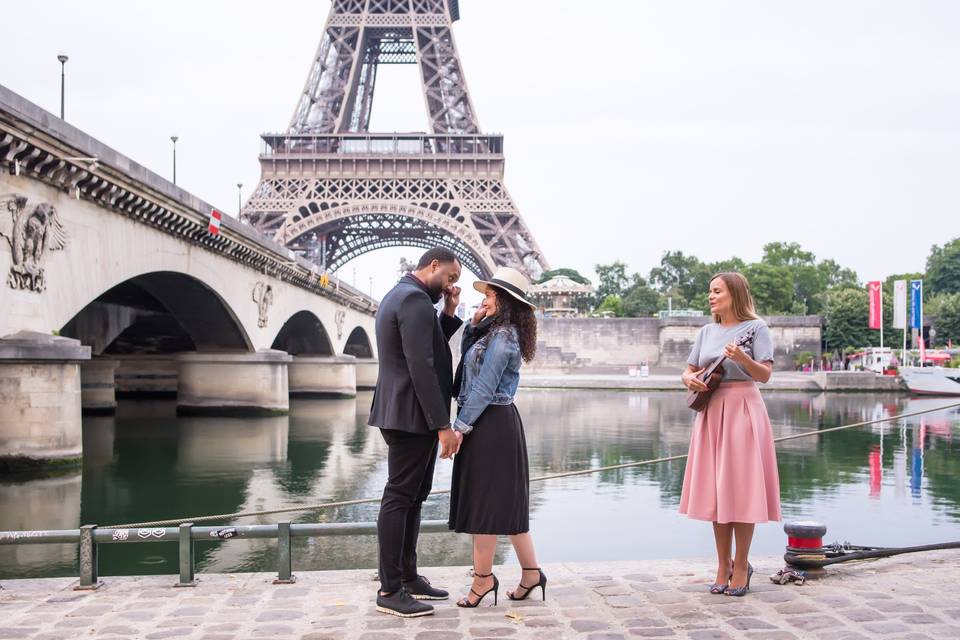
[1,391,959,579]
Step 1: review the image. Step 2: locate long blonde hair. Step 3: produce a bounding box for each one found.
[711,272,760,323]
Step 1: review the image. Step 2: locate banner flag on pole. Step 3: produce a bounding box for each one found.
[208,209,223,235]
[893,280,907,329]
[910,279,923,330]
[868,281,882,330]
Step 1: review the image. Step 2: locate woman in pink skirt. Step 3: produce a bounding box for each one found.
[680,272,781,597]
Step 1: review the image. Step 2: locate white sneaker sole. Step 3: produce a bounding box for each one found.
[375,605,435,618]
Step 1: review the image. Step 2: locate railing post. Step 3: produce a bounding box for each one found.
[75,525,101,590]
[176,523,196,587]
[273,521,296,584]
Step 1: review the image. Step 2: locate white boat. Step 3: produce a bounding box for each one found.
[899,366,960,396]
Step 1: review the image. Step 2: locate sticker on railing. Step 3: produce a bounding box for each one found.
[137,528,165,539]
[112,530,129,541]
[210,527,238,539]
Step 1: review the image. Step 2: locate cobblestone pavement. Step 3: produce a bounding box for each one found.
[1,551,958,639]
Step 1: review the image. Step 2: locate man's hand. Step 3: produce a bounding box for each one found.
[438,427,460,459]
[443,285,461,316]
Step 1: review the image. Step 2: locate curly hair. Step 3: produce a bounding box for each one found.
[489,287,538,363]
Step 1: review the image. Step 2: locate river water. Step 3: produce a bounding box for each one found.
[2,390,958,580]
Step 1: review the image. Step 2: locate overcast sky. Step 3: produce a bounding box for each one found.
[2,0,958,303]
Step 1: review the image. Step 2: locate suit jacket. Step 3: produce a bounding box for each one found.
[368,276,464,434]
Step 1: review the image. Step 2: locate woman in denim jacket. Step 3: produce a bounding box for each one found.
[448,267,547,608]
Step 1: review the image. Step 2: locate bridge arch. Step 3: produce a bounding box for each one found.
[271,311,334,356]
[277,201,495,279]
[60,271,252,355]
[343,326,374,359]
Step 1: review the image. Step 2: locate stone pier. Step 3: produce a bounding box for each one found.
[176,350,293,416]
[289,355,357,398]
[0,551,957,638]
[114,355,179,397]
[79,358,118,415]
[354,358,379,390]
[0,332,90,471]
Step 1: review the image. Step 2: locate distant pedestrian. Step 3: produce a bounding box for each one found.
[680,272,781,597]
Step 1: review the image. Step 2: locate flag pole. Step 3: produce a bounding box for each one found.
[879,285,884,351]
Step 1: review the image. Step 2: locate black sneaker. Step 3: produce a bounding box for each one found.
[402,575,449,601]
[376,589,435,618]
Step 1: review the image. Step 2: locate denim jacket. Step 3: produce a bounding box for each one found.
[453,326,521,434]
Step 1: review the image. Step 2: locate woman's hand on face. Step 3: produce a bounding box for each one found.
[683,369,709,392]
[471,305,486,326]
[723,342,749,365]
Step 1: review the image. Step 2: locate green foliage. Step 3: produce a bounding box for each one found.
[595,294,624,317]
[536,268,591,286]
[742,263,795,315]
[622,283,660,317]
[926,237,960,296]
[823,288,873,351]
[593,262,630,306]
[926,293,960,344]
[793,351,816,367]
[648,251,711,306]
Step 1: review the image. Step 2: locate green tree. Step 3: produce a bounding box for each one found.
[593,261,630,306]
[819,259,859,289]
[648,251,710,306]
[927,293,960,345]
[595,294,624,317]
[622,283,660,317]
[742,263,794,315]
[926,237,960,296]
[536,268,591,285]
[823,287,872,351]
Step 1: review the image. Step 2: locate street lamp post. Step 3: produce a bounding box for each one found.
[57,54,69,120]
[170,136,178,185]
[237,182,243,215]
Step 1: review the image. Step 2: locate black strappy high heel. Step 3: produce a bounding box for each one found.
[457,572,499,608]
[507,567,547,601]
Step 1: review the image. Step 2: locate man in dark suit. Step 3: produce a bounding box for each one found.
[369,247,464,618]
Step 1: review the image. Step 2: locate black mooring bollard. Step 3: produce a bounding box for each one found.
[783,520,828,580]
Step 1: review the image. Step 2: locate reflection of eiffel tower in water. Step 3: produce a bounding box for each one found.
[241,0,549,280]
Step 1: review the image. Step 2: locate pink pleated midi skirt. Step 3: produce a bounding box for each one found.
[679,381,781,524]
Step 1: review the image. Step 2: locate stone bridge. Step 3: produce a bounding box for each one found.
[0,85,381,471]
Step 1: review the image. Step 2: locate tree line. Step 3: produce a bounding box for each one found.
[540,239,960,349]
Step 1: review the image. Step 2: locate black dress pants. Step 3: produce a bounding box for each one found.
[377,428,438,593]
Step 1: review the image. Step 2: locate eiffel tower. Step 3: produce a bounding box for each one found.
[240,0,548,280]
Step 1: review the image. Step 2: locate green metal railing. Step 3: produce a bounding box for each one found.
[0,520,449,589]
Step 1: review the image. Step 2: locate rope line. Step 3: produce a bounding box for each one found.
[106,401,960,529]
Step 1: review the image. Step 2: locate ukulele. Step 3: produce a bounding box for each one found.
[686,327,757,412]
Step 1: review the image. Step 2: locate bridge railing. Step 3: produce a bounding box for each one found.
[260,133,504,157]
[0,520,448,588]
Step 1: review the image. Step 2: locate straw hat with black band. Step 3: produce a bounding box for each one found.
[473,267,537,310]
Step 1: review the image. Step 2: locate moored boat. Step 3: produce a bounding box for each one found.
[900,366,960,396]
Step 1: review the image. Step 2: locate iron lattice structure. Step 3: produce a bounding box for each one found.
[241,0,548,279]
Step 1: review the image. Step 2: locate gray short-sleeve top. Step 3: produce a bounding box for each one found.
[686,319,774,381]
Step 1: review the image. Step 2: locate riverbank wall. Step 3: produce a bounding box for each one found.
[533,316,822,373]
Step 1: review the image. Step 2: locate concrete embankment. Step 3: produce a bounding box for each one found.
[0,551,956,638]
[520,371,906,393]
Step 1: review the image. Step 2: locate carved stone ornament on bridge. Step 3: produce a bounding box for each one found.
[0,194,67,292]
[335,308,347,339]
[252,281,274,328]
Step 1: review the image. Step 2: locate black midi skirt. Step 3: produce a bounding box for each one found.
[448,403,530,535]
